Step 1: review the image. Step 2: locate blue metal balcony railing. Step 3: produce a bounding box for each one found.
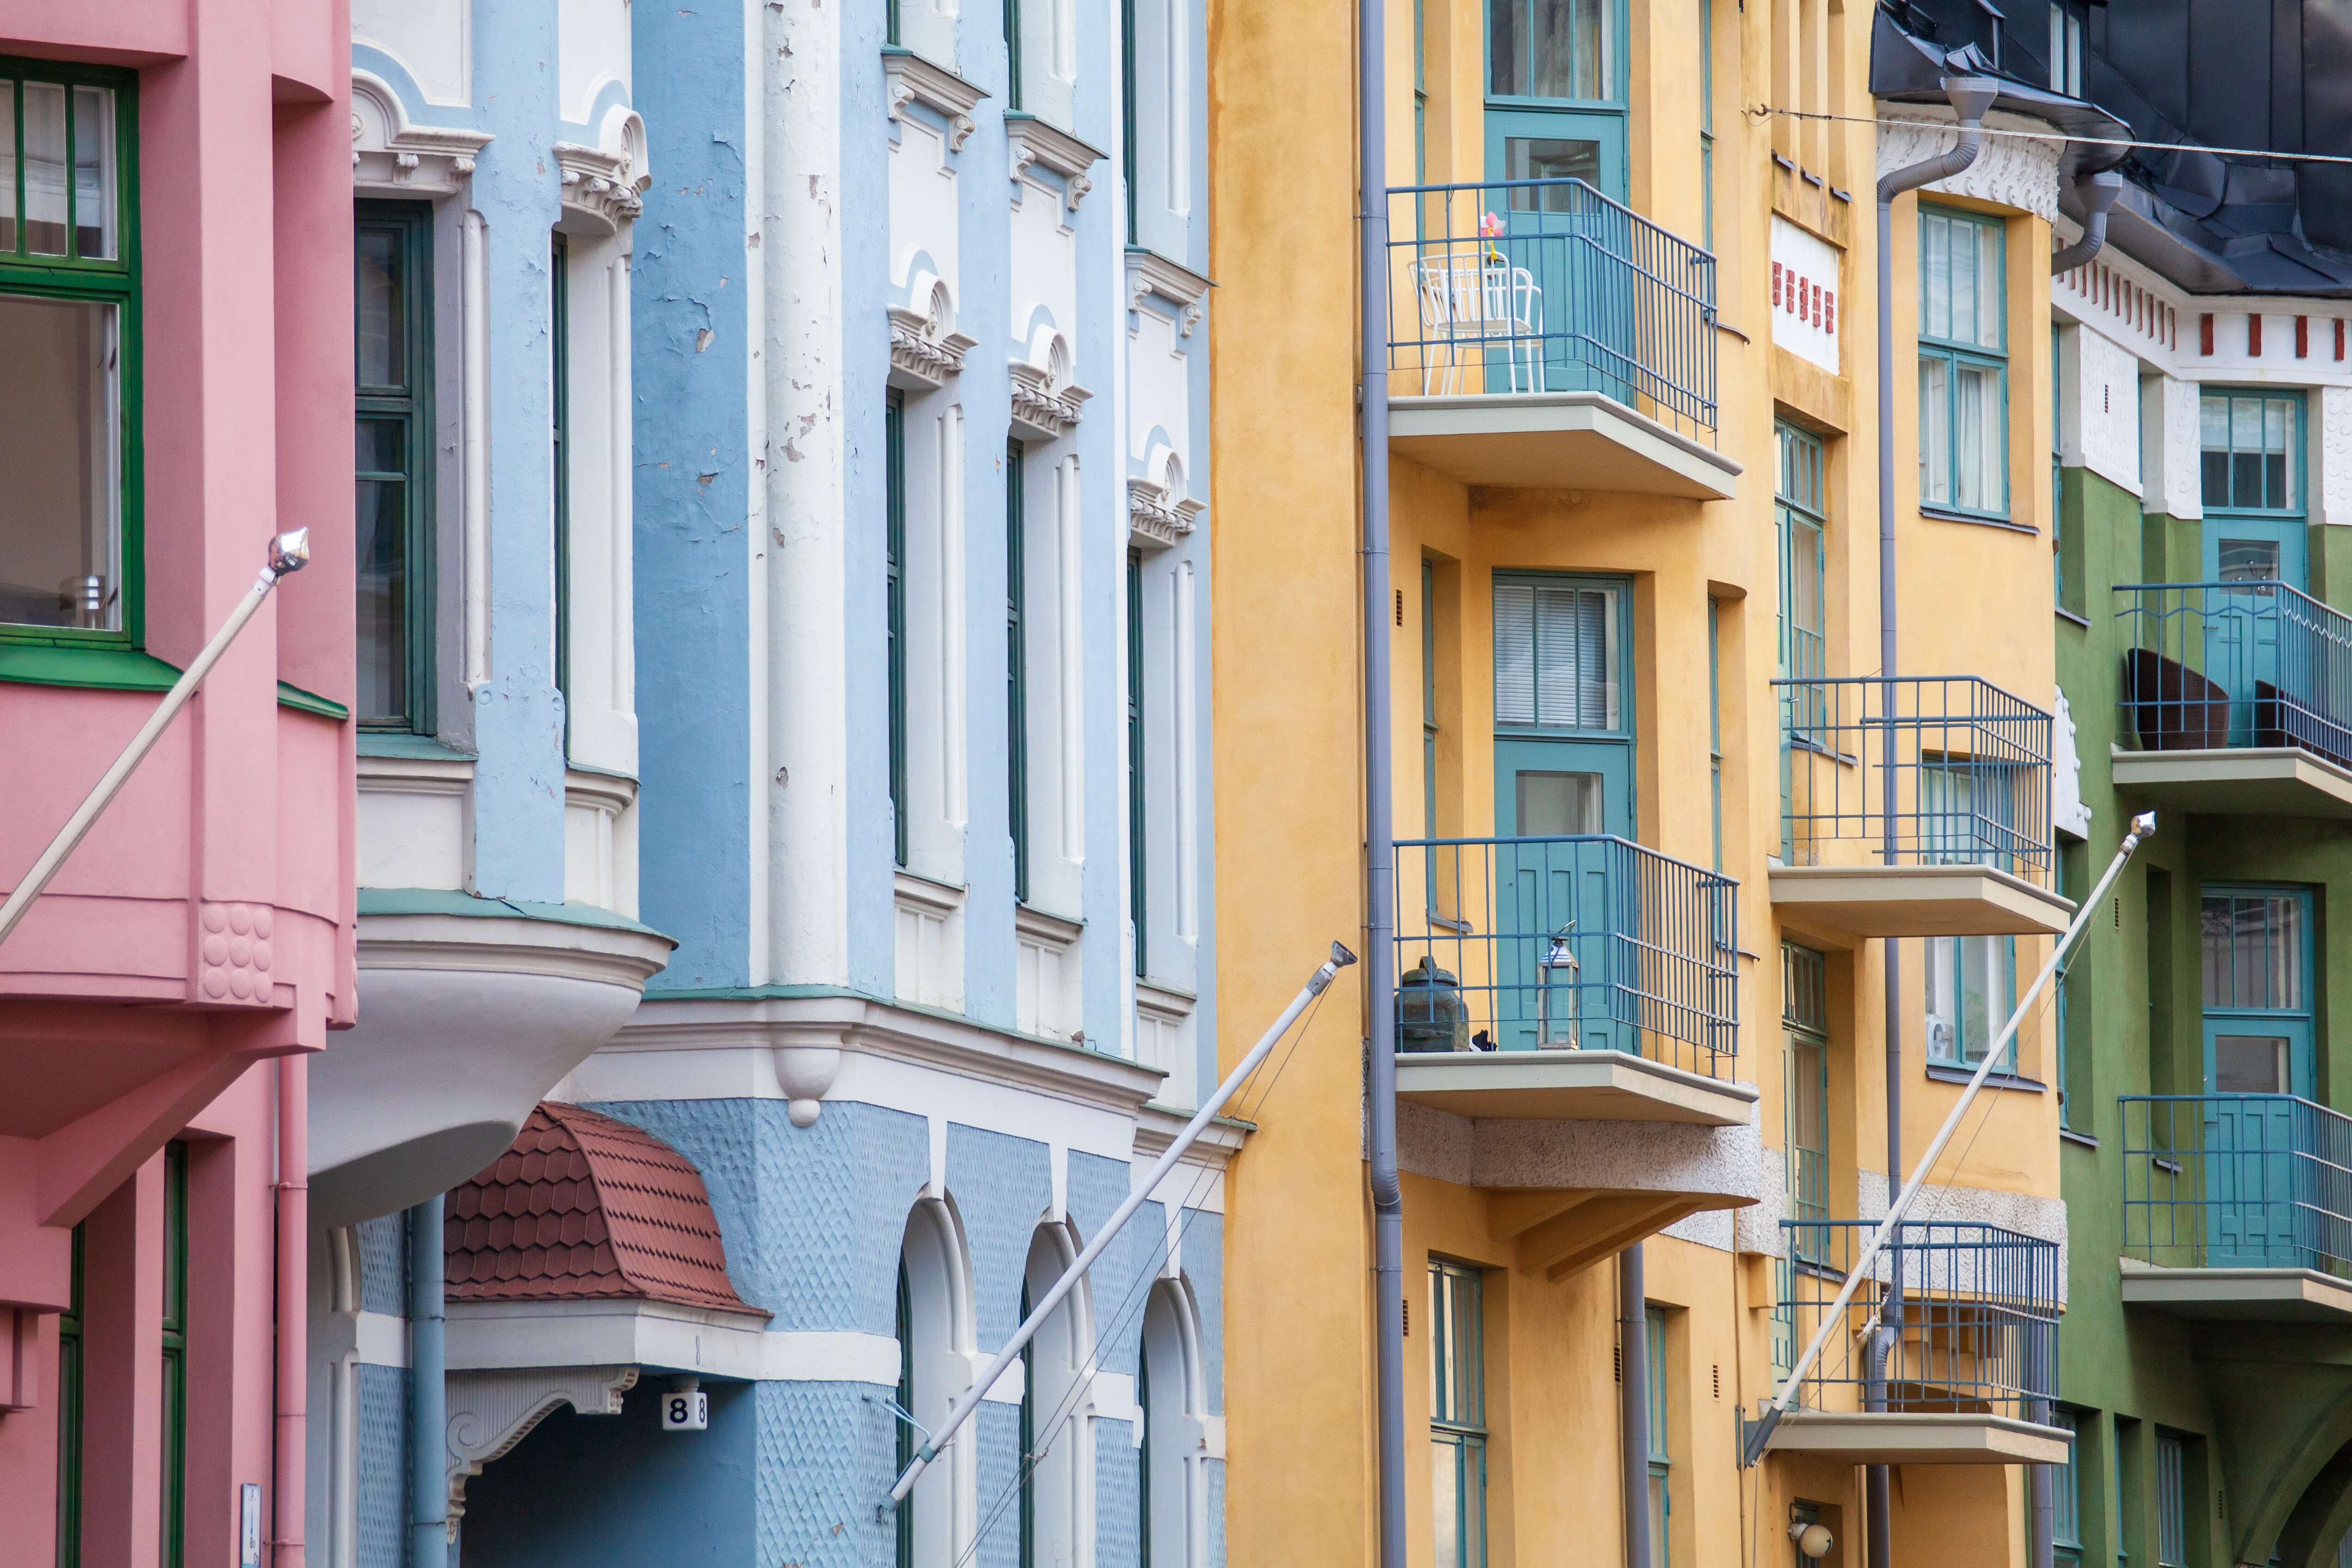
[1776,1220,2060,1420]
[1392,835,1738,1079]
[2116,581,2352,766]
[1385,179,1719,444]
[1774,675,2055,880]
[2121,1095,2352,1276]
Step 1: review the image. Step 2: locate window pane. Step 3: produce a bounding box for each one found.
[0,296,119,630]
[357,228,406,388]
[71,86,113,260]
[1494,584,1535,725]
[1955,362,1999,512]
[1431,1441,1463,1568]
[2201,395,2231,507]
[356,416,405,476]
[1530,0,1578,97]
[24,81,65,256]
[0,83,16,253]
[1570,0,1607,97]
[1490,0,1524,95]
[1926,935,1957,1062]
[356,474,409,723]
[1919,356,1950,505]
[2266,398,2293,509]
[1922,214,1950,342]
[1976,220,2003,348]
[2217,538,2279,583]
[1951,221,1977,346]
[1960,935,1996,1060]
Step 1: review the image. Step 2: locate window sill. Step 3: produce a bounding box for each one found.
[2054,606,2091,629]
[1921,505,2039,536]
[0,641,349,719]
[2060,1128,2099,1150]
[1925,1063,2045,1093]
[359,731,475,762]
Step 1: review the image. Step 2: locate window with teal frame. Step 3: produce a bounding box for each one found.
[1917,205,2008,519]
[161,1140,187,1568]
[2054,1408,2085,1568]
[551,230,571,749]
[1784,942,1830,1254]
[1492,578,1624,733]
[2154,1432,2187,1568]
[1645,1306,1670,1568]
[355,200,435,731]
[2201,391,2300,515]
[887,391,909,868]
[1430,1259,1487,1568]
[1697,0,1714,248]
[0,60,140,657]
[894,1256,914,1568]
[1128,551,1147,977]
[1007,439,1030,902]
[1424,559,1440,845]
[2052,323,2064,606]
[1488,0,1619,103]
[1121,0,1138,240]
[54,1222,83,1568]
[1707,597,1723,872]
[1776,422,1825,685]
[1927,932,2017,1073]
[1004,0,1024,110]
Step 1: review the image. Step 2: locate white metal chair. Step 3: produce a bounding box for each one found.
[1409,248,1546,396]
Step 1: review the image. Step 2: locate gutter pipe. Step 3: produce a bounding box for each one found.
[2050,170,2124,275]
[1619,1246,1651,1568]
[1355,0,1407,1559]
[410,1197,447,1568]
[1871,77,1995,1568]
[275,1057,308,1568]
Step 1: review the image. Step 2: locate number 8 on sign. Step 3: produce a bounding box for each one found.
[662,1389,710,1431]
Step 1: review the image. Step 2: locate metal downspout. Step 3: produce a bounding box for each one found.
[274,1057,309,1568]
[1872,76,1996,1568]
[1619,1246,1652,1568]
[1357,0,1406,1555]
[410,1197,448,1568]
[2050,171,2123,276]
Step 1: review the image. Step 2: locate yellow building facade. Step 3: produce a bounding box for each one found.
[1210,2,2091,1564]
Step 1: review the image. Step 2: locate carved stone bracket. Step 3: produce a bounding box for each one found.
[1124,249,1212,339]
[1874,103,2061,222]
[555,139,651,233]
[1009,362,1092,442]
[884,48,985,152]
[888,272,977,393]
[1126,478,1204,551]
[446,1365,638,1525]
[1006,113,1107,212]
[352,72,492,198]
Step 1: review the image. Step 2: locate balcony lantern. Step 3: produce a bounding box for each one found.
[1396,955,1467,1053]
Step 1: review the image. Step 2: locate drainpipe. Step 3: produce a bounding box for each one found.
[409,1197,447,1568]
[1619,1246,1652,1568]
[2050,171,2123,276]
[1354,0,1405,1556]
[1873,75,1996,1568]
[274,1056,308,1568]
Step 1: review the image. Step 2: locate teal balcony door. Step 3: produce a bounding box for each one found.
[2200,887,2315,1265]
[1484,0,1629,399]
[2199,391,2307,744]
[1492,575,1633,1051]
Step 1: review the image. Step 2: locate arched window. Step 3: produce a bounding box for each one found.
[1140,1277,1206,1568]
[898,1198,976,1567]
[1020,1224,1092,1568]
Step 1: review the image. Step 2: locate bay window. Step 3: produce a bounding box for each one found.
[1918,206,2007,519]
[354,202,434,729]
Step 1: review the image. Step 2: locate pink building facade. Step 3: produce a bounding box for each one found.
[0,0,353,1564]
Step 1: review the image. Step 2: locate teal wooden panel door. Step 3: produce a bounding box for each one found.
[1493,736,1632,1051]
[2200,888,2316,1266]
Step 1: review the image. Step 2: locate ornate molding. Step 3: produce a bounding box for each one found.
[887,271,976,392]
[884,48,984,152]
[351,71,492,197]
[1006,112,1107,210]
[1874,104,2061,222]
[1009,362,1091,441]
[446,1365,638,1524]
[554,139,649,231]
[1124,248,1210,337]
[194,902,278,1005]
[1126,476,1203,551]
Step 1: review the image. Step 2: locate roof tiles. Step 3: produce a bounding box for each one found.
[444,1102,764,1316]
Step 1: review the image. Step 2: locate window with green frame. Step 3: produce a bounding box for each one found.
[2053,1408,2085,1568]
[1122,0,1139,240]
[2154,1432,2188,1568]
[1644,1306,1670,1568]
[2052,323,2065,606]
[1917,205,2007,518]
[1783,942,1830,1252]
[1004,0,1024,110]
[355,200,435,731]
[886,391,909,868]
[551,230,571,745]
[161,1140,187,1568]
[1430,1259,1486,1568]
[1927,933,2017,1073]
[54,1223,84,1568]
[1128,550,1148,977]
[1489,0,1617,100]
[0,61,139,647]
[1007,439,1029,902]
[1697,0,1714,248]
[1776,422,1825,684]
[894,1255,914,1568]
[1136,1333,1152,1568]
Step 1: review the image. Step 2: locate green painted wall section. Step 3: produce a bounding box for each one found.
[2057,463,2352,1567]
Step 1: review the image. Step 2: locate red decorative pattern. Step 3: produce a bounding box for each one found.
[444,1102,763,1314]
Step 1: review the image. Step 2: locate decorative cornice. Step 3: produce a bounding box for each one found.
[554,139,649,230]
[355,909,675,987]
[1125,248,1211,337]
[1126,476,1203,551]
[1006,112,1106,209]
[351,71,492,197]
[887,308,977,391]
[1874,104,2062,223]
[446,1366,638,1526]
[884,47,985,151]
[1009,360,1091,441]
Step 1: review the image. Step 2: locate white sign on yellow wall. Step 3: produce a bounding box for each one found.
[1771,215,1842,374]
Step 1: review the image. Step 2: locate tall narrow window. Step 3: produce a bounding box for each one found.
[2052,323,2064,606]
[1018,1279,1036,1568]
[1645,1307,1670,1568]
[1430,1260,1486,1568]
[355,201,435,731]
[551,231,571,742]
[1007,440,1029,901]
[2053,1409,2085,1568]
[895,1257,914,1568]
[887,0,902,45]
[1784,943,1831,1247]
[1776,423,1825,684]
[55,1223,84,1568]
[1414,0,1428,184]
[2049,0,2084,96]
[887,392,909,868]
[1424,559,1440,844]
[2154,1433,2187,1568]
[1121,0,1139,241]
[0,64,137,646]
[160,1141,187,1568]
[1706,598,1724,871]
[1697,0,1714,248]
[1918,206,2008,518]
[1128,551,1148,977]
[1004,0,1024,110]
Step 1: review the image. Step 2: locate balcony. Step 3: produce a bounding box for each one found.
[2113,582,2352,817]
[1382,179,1739,498]
[2120,1095,2352,1321]
[1770,676,2071,942]
[1763,1219,2070,1465]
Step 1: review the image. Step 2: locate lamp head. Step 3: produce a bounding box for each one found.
[1789,1520,1834,1560]
[2130,810,2158,843]
[267,528,311,578]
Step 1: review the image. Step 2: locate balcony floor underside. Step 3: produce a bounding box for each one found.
[1764,1410,2072,1466]
[2120,1262,2352,1322]
[1388,391,1740,497]
[2110,746,2352,819]
[1394,1048,1758,1125]
[1767,862,2074,942]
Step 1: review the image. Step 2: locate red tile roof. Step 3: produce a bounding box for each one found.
[444,1102,765,1316]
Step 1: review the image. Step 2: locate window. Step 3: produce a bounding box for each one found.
[2201,891,2305,1015]
[1430,1261,1487,1568]
[1018,1278,1036,1568]
[2053,1409,2085,1568]
[1784,944,1831,1242]
[2052,324,2065,606]
[1122,0,1139,239]
[1645,1306,1670,1568]
[1020,1230,1085,1568]
[2154,1433,2187,1568]
[2049,0,2084,95]
[551,231,571,742]
[2056,841,2090,1129]
[897,1203,971,1568]
[1698,0,1714,248]
[1007,440,1029,901]
[1414,0,1428,182]
[0,63,136,646]
[1776,423,1825,684]
[887,391,909,868]
[54,1223,83,1568]
[161,1141,187,1568]
[1927,934,2017,1072]
[355,201,434,729]
[1425,560,1440,843]
[2201,391,2299,518]
[1137,1310,1152,1568]
[1918,206,2008,517]
[1489,0,1614,99]
[1128,550,1147,976]
[1004,0,1024,111]
[1139,1282,1200,1568]
[895,1256,915,1568]
[1493,580,1621,731]
[1707,598,1723,871]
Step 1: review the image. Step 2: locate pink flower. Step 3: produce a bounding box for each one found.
[1477,210,1506,238]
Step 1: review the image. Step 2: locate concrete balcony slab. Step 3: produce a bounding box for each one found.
[1764,1411,2072,1466]
[2110,746,2352,820]
[1388,391,1740,498]
[2119,1261,2352,1323]
[1767,863,2073,943]
[1395,1048,1758,1126]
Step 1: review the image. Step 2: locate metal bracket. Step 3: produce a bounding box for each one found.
[1738,1402,1786,1469]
